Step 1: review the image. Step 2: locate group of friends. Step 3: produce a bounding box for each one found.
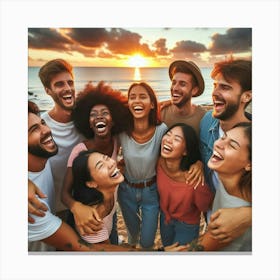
[28,57,252,252]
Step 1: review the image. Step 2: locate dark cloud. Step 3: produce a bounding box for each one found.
[28,28,155,58]
[28,28,72,51]
[28,28,252,64]
[106,28,154,56]
[153,38,169,56]
[170,40,207,55]
[65,28,109,48]
[209,28,252,54]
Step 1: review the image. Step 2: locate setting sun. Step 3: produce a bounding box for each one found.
[127,54,148,67]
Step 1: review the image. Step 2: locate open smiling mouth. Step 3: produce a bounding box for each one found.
[62,94,73,104]
[162,144,172,153]
[95,122,107,133]
[41,135,54,146]
[211,150,224,162]
[213,100,225,110]
[133,105,144,113]
[110,168,120,178]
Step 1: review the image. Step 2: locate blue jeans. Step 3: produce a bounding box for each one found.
[109,212,118,245]
[160,211,199,246]
[118,181,159,249]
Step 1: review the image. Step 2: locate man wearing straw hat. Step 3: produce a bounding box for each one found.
[160,60,207,137]
[160,60,207,187]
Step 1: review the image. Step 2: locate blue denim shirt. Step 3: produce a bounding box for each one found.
[200,110,252,193]
[199,111,220,193]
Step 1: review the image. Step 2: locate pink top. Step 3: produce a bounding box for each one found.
[80,187,118,243]
[67,137,119,167]
[157,163,214,225]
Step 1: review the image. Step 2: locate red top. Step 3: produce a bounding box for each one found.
[157,163,214,225]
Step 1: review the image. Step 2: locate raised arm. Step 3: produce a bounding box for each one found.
[61,167,103,235]
[28,179,48,223]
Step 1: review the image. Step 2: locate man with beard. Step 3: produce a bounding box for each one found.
[160,60,206,137]
[200,59,252,244]
[38,59,85,219]
[28,101,60,251]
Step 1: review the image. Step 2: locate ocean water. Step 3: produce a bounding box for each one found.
[28,67,213,111]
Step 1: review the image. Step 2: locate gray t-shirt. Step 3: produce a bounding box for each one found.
[212,180,252,252]
[118,123,167,181]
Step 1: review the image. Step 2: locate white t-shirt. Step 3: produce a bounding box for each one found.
[28,161,62,251]
[41,112,85,212]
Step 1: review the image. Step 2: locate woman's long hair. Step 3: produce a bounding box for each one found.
[232,122,252,202]
[127,82,161,134]
[164,123,201,171]
[72,149,104,206]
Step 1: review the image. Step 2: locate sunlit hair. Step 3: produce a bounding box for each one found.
[72,149,104,206]
[211,59,252,108]
[232,122,252,202]
[28,101,40,115]
[73,81,131,139]
[164,123,201,171]
[38,58,74,89]
[127,82,161,133]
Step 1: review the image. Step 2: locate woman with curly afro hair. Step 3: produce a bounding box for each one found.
[61,81,131,244]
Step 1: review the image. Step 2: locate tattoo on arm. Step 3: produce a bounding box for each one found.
[187,236,205,251]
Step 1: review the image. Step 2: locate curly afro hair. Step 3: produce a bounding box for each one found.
[72,81,131,139]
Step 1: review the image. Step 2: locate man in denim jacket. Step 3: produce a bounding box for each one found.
[200,59,252,244]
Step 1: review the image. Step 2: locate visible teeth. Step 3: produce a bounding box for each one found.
[62,95,72,100]
[214,101,224,105]
[42,136,52,144]
[172,94,180,98]
[111,168,120,178]
[163,144,172,151]
[134,106,143,111]
[213,150,223,160]
[96,122,106,128]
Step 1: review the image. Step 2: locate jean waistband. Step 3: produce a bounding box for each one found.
[124,176,156,188]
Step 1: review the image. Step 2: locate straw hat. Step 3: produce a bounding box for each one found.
[168,60,205,97]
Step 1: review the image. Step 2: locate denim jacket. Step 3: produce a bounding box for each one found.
[199,110,252,193]
[199,111,220,193]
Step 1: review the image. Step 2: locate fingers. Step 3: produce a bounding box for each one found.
[185,172,202,189]
[209,209,221,222]
[28,202,46,217]
[28,215,35,223]
[34,186,47,199]
[77,221,103,236]
[209,232,232,243]
[30,197,48,212]
[91,207,102,222]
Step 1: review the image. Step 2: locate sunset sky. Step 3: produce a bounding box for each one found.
[28,27,252,68]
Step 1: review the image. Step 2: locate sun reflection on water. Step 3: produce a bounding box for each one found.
[133,67,141,81]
